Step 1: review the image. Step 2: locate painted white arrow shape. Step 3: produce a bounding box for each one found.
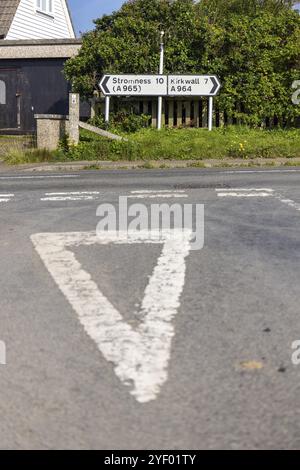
[31,230,192,403]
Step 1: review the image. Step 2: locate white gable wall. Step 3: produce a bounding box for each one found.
[6,0,75,40]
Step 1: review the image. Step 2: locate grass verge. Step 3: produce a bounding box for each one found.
[2,126,300,165]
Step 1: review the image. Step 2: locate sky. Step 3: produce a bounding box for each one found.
[69,0,300,36]
[69,0,124,35]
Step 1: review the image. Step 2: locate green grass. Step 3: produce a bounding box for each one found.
[2,126,300,165]
[3,148,65,165]
[0,135,37,159]
[78,126,300,161]
[129,126,300,160]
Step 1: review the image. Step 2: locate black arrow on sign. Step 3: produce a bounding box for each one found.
[210,76,219,95]
[101,76,110,95]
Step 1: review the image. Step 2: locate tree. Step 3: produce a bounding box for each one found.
[197,1,300,124]
[64,0,300,126]
[65,0,197,94]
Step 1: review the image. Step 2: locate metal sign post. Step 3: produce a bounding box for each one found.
[105,96,110,123]
[157,31,165,131]
[208,96,213,132]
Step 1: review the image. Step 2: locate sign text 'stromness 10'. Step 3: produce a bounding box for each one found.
[100,75,168,97]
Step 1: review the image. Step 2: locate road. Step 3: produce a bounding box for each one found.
[0,167,300,450]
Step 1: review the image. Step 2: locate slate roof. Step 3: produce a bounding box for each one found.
[0,1,20,38]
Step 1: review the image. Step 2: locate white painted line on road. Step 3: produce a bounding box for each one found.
[41,191,100,202]
[217,192,272,198]
[224,170,300,174]
[128,194,188,199]
[274,194,300,211]
[45,192,100,196]
[216,188,274,198]
[131,190,186,194]
[41,196,98,201]
[217,188,274,192]
[216,186,300,212]
[0,194,14,203]
[31,229,192,404]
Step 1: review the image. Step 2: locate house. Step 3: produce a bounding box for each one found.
[0,0,75,40]
[0,1,85,134]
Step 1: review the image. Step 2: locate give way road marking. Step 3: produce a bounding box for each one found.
[31,230,192,404]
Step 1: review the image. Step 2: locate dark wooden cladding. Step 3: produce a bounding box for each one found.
[0,58,71,134]
[0,67,18,129]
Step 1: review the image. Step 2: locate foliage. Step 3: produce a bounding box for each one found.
[64,0,300,126]
[88,110,151,133]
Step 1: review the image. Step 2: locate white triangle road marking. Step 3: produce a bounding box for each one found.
[31,230,192,404]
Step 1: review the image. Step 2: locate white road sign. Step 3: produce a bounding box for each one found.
[100,74,168,96]
[168,75,221,96]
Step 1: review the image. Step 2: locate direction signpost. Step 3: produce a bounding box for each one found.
[100,75,168,97]
[167,75,221,97]
[99,73,221,130]
[166,75,221,131]
[100,74,168,124]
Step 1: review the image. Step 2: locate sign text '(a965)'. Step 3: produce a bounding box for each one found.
[100,75,168,96]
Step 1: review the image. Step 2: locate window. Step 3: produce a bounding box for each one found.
[0,80,6,105]
[36,0,53,16]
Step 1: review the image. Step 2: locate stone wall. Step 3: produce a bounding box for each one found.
[35,93,80,150]
[35,115,69,151]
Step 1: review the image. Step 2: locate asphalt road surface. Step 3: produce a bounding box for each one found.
[0,167,300,450]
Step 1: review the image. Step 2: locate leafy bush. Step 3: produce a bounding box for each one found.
[88,111,151,134]
[59,134,140,161]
